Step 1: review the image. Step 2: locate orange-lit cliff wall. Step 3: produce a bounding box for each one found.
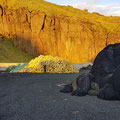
[0,5,120,63]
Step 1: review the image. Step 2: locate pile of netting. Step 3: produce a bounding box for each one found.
[6,63,28,72]
[14,55,79,73]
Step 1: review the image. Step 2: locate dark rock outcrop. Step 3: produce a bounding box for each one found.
[60,43,120,100]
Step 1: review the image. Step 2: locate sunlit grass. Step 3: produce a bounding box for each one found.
[1,0,119,32]
[0,38,33,63]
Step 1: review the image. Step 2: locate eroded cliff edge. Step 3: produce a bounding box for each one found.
[0,0,120,63]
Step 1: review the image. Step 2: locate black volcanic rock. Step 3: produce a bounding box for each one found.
[60,43,120,100]
[91,44,119,76]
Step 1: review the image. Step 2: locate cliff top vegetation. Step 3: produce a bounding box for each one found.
[0,0,120,32]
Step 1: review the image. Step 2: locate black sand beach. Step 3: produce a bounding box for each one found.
[0,71,120,120]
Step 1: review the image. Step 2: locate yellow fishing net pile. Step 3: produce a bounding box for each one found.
[17,55,79,73]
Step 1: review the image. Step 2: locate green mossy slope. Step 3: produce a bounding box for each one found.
[0,38,33,63]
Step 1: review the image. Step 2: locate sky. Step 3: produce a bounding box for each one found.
[45,0,120,16]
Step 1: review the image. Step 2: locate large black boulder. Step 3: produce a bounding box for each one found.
[97,66,120,100]
[71,71,91,96]
[112,66,120,92]
[91,44,120,76]
[60,43,120,100]
[91,43,120,100]
[60,70,91,96]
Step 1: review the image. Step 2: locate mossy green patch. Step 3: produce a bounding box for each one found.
[0,38,33,63]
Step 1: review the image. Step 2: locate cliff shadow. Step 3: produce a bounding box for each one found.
[0,35,34,63]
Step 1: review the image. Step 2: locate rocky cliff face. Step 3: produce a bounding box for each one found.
[0,1,120,63]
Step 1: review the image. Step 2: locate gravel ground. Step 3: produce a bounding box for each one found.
[0,71,120,120]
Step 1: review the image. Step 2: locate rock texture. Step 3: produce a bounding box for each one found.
[60,43,120,100]
[0,1,120,63]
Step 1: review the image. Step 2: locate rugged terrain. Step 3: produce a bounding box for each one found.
[0,0,120,63]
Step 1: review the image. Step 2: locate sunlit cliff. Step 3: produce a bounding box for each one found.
[0,0,120,63]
